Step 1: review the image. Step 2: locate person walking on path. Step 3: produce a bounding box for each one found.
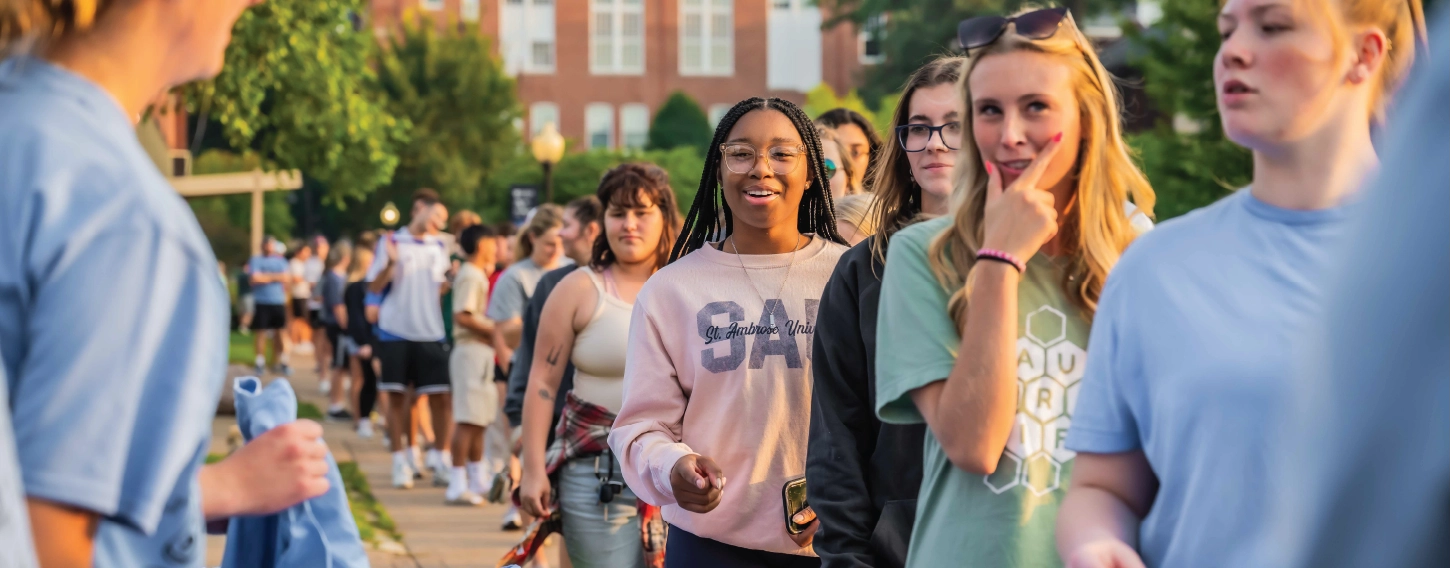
[805,55,964,568]
[1058,2,1425,567]
[609,97,848,567]
[319,240,353,421]
[249,236,294,375]
[518,164,680,567]
[368,188,457,489]
[446,224,499,506]
[0,6,334,565]
[344,233,382,439]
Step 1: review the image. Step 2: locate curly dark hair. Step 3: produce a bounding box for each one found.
[671,97,844,262]
[590,163,682,271]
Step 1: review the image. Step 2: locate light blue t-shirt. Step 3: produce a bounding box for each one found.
[248,255,290,305]
[0,56,229,566]
[1245,23,1450,568]
[1065,188,1352,568]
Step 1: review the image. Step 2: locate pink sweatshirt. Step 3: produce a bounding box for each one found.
[609,236,845,555]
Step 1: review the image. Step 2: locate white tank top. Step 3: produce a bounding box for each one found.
[570,267,633,413]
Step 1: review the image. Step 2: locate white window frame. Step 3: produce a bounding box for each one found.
[859,13,886,65]
[620,103,650,149]
[590,0,646,75]
[421,0,445,11]
[679,0,733,76]
[530,102,560,137]
[462,0,480,22]
[586,103,615,150]
[502,0,556,75]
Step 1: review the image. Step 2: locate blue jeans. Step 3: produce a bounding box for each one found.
[559,455,645,568]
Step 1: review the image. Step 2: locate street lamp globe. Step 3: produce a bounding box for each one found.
[381,201,400,227]
[531,122,566,204]
[531,122,566,165]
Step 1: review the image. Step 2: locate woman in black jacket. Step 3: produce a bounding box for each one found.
[806,56,965,568]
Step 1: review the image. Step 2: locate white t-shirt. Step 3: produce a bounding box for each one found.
[366,228,451,341]
[304,256,325,309]
[289,258,311,300]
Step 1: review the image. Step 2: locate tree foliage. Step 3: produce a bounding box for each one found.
[184,0,409,204]
[478,147,707,222]
[366,17,523,216]
[1124,0,1251,219]
[825,0,1132,105]
[647,91,714,153]
[186,150,296,267]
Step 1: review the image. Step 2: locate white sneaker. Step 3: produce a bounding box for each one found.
[319,379,331,395]
[392,455,414,489]
[501,504,522,531]
[445,491,484,506]
[357,420,374,439]
[432,463,451,488]
[411,446,426,480]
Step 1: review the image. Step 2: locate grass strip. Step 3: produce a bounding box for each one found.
[337,460,401,545]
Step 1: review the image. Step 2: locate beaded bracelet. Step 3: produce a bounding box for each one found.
[976,248,1025,273]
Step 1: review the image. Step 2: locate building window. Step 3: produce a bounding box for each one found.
[709,104,730,127]
[620,104,650,149]
[530,102,560,137]
[586,103,615,149]
[502,0,556,74]
[859,13,886,65]
[462,0,480,22]
[591,0,645,75]
[421,0,444,11]
[680,0,732,76]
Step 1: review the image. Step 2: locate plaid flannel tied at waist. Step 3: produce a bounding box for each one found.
[501,391,666,568]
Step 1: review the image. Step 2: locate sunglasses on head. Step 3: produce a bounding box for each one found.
[957,7,1069,51]
[824,158,839,178]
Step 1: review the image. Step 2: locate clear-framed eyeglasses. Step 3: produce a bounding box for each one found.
[720,143,808,175]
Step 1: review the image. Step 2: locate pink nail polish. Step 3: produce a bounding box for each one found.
[1053,132,1064,142]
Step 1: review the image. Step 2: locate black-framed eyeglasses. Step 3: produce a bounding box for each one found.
[957,7,1069,51]
[824,158,840,178]
[719,143,808,175]
[895,122,962,152]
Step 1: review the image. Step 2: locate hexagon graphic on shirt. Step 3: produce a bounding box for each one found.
[1046,415,1076,463]
[1016,338,1046,380]
[1022,452,1062,496]
[1046,341,1087,384]
[984,452,1023,494]
[1025,306,1067,347]
[1023,377,1066,424]
[1005,415,1043,458]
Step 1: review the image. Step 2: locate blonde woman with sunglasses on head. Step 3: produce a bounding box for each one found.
[1058,1,1426,567]
[872,7,1154,568]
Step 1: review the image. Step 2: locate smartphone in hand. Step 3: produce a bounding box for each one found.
[782,477,810,535]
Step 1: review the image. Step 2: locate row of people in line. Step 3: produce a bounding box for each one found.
[492,2,1440,568]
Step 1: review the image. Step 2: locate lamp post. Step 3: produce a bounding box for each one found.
[530,122,566,204]
[381,201,400,228]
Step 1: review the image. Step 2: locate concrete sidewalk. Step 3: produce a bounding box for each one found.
[205,349,560,568]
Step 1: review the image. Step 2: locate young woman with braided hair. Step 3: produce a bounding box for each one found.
[610,97,847,567]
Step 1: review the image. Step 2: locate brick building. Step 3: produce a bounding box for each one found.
[368,0,881,150]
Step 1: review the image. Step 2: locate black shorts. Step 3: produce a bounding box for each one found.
[251,304,288,331]
[308,309,324,329]
[377,340,451,395]
[291,298,308,319]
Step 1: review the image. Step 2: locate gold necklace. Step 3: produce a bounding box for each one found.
[729,233,804,329]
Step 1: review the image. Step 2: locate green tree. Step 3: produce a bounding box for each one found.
[186,150,296,268]
[1124,0,1251,219]
[802,83,878,124]
[362,17,522,226]
[648,91,714,153]
[825,0,1133,105]
[479,147,707,221]
[185,1,409,204]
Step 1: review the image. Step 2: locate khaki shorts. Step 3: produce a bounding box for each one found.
[450,340,498,427]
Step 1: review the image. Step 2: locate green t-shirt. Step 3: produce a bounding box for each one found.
[875,216,1090,568]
